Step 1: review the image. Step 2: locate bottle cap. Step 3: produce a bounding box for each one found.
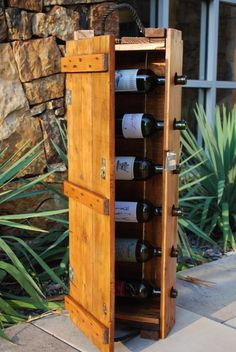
[156,120,164,130]
[153,247,162,257]
[170,287,178,298]
[173,164,181,174]
[174,119,187,130]
[172,206,183,217]
[171,246,179,258]
[174,73,187,85]
[152,287,161,297]
[154,164,163,174]
[154,207,162,216]
[155,76,165,86]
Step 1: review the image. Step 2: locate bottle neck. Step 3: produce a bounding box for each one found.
[152,287,161,297]
[154,76,165,86]
[174,119,187,130]
[153,207,162,216]
[154,164,163,174]
[174,73,187,85]
[172,207,183,217]
[156,120,164,130]
[173,164,181,174]
[153,247,162,257]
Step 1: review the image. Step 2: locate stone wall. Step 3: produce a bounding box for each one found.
[0,0,119,218]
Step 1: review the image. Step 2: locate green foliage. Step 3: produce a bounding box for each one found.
[0,142,68,337]
[179,105,236,263]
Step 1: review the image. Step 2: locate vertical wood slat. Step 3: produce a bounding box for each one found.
[161,28,183,338]
[64,35,115,352]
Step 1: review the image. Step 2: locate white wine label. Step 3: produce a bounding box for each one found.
[115,69,138,92]
[116,239,137,262]
[115,157,135,180]
[122,113,143,139]
[115,201,137,222]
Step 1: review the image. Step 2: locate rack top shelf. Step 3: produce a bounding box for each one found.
[115,43,166,51]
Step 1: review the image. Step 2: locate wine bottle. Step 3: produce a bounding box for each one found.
[115,114,186,139]
[115,280,161,298]
[115,156,162,180]
[115,200,161,223]
[115,69,165,93]
[116,238,162,263]
[115,113,164,139]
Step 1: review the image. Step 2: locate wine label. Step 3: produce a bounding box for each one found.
[116,239,137,262]
[115,157,135,180]
[122,113,143,139]
[115,69,138,92]
[115,280,126,296]
[115,201,137,222]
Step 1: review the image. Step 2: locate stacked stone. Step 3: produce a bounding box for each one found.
[0,0,119,220]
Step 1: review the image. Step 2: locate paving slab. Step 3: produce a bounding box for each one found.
[176,254,236,322]
[0,322,78,352]
[3,254,236,351]
[32,307,236,352]
[224,317,236,329]
[33,312,98,352]
[122,307,236,352]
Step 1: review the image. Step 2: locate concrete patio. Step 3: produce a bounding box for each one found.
[2,253,236,352]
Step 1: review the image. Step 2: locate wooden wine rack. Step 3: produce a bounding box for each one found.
[62,28,184,352]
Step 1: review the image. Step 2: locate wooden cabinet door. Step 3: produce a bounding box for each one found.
[63,35,115,352]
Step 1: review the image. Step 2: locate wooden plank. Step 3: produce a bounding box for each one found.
[115,43,166,51]
[64,180,109,215]
[121,37,150,44]
[144,28,166,38]
[149,38,166,45]
[160,28,183,338]
[140,330,159,340]
[74,30,94,40]
[149,62,166,76]
[115,313,159,325]
[61,53,108,72]
[115,299,160,325]
[65,36,115,352]
[65,296,109,350]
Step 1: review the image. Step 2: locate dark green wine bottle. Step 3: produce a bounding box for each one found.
[116,238,162,263]
[115,113,164,139]
[115,156,163,181]
[115,280,161,298]
[115,69,165,93]
[115,114,186,139]
[115,200,161,223]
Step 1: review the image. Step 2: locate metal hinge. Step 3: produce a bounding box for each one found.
[103,303,107,315]
[103,329,109,344]
[165,152,177,172]
[100,158,106,179]
[69,265,74,281]
[66,89,72,105]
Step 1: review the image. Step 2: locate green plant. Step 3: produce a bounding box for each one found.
[0,142,68,337]
[179,105,236,263]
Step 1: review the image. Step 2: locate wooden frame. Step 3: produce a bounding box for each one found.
[63,29,184,352]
